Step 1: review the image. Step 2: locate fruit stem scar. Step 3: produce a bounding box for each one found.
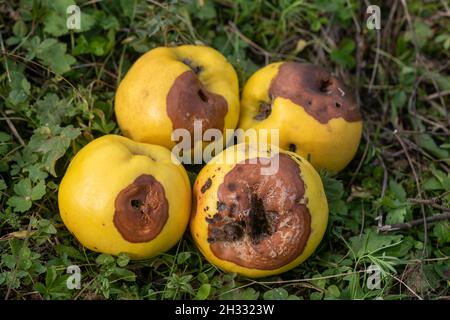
[181,58,203,74]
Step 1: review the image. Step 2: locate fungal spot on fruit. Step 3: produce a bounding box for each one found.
[247,195,272,244]
[198,89,209,103]
[319,78,332,93]
[206,213,222,224]
[182,58,203,74]
[254,101,272,120]
[217,201,227,212]
[289,144,297,152]
[227,203,237,217]
[201,178,212,194]
[269,62,361,124]
[207,154,311,270]
[114,174,168,243]
[167,71,228,144]
[223,223,244,241]
[227,183,236,191]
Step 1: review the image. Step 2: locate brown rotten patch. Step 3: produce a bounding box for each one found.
[207,154,311,270]
[167,71,228,143]
[267,62,361,124]
[114,174,168,243]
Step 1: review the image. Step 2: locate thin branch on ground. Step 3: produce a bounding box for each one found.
[408,197,450,213]
[379,212,450,232]
[1,111,25,146]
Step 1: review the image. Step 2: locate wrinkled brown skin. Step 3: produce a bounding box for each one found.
[167,71,228,143]
[206,154,311,270]
[114,174,168,243]
[256,62,361,123]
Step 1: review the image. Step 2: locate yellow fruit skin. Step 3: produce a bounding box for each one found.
[115,45,240,151]
[58,135,191,259]
[190,144,329,278]
[238,62,363,173]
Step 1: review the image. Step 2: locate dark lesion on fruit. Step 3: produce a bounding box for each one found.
[254,100,272,120]
[206,154,311,270]
[207,196,274,245]
[247,195,273,244]
[269,62,361,124]
[216,201,227,212]
[166,71,228,144]
[114,174,169,243]
[201,178,212,194]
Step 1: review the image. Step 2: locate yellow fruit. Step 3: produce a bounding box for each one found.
[115,45,240,154]
[239,62,363,173]
[58,135,191,259]
[190,143,328,278]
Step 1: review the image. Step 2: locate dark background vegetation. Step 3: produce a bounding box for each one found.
[0,0,449,300]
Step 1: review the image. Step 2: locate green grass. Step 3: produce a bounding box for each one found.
[0,0,449,300]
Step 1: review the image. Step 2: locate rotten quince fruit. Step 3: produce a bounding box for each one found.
[115,45,240,153]
[190,143,328,278]
[58,135,191,259]
[238,62,363,173]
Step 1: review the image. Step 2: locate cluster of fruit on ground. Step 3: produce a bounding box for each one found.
[0,1,448,300]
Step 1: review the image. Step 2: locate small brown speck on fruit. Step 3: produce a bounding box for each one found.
[201,178,212,193]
